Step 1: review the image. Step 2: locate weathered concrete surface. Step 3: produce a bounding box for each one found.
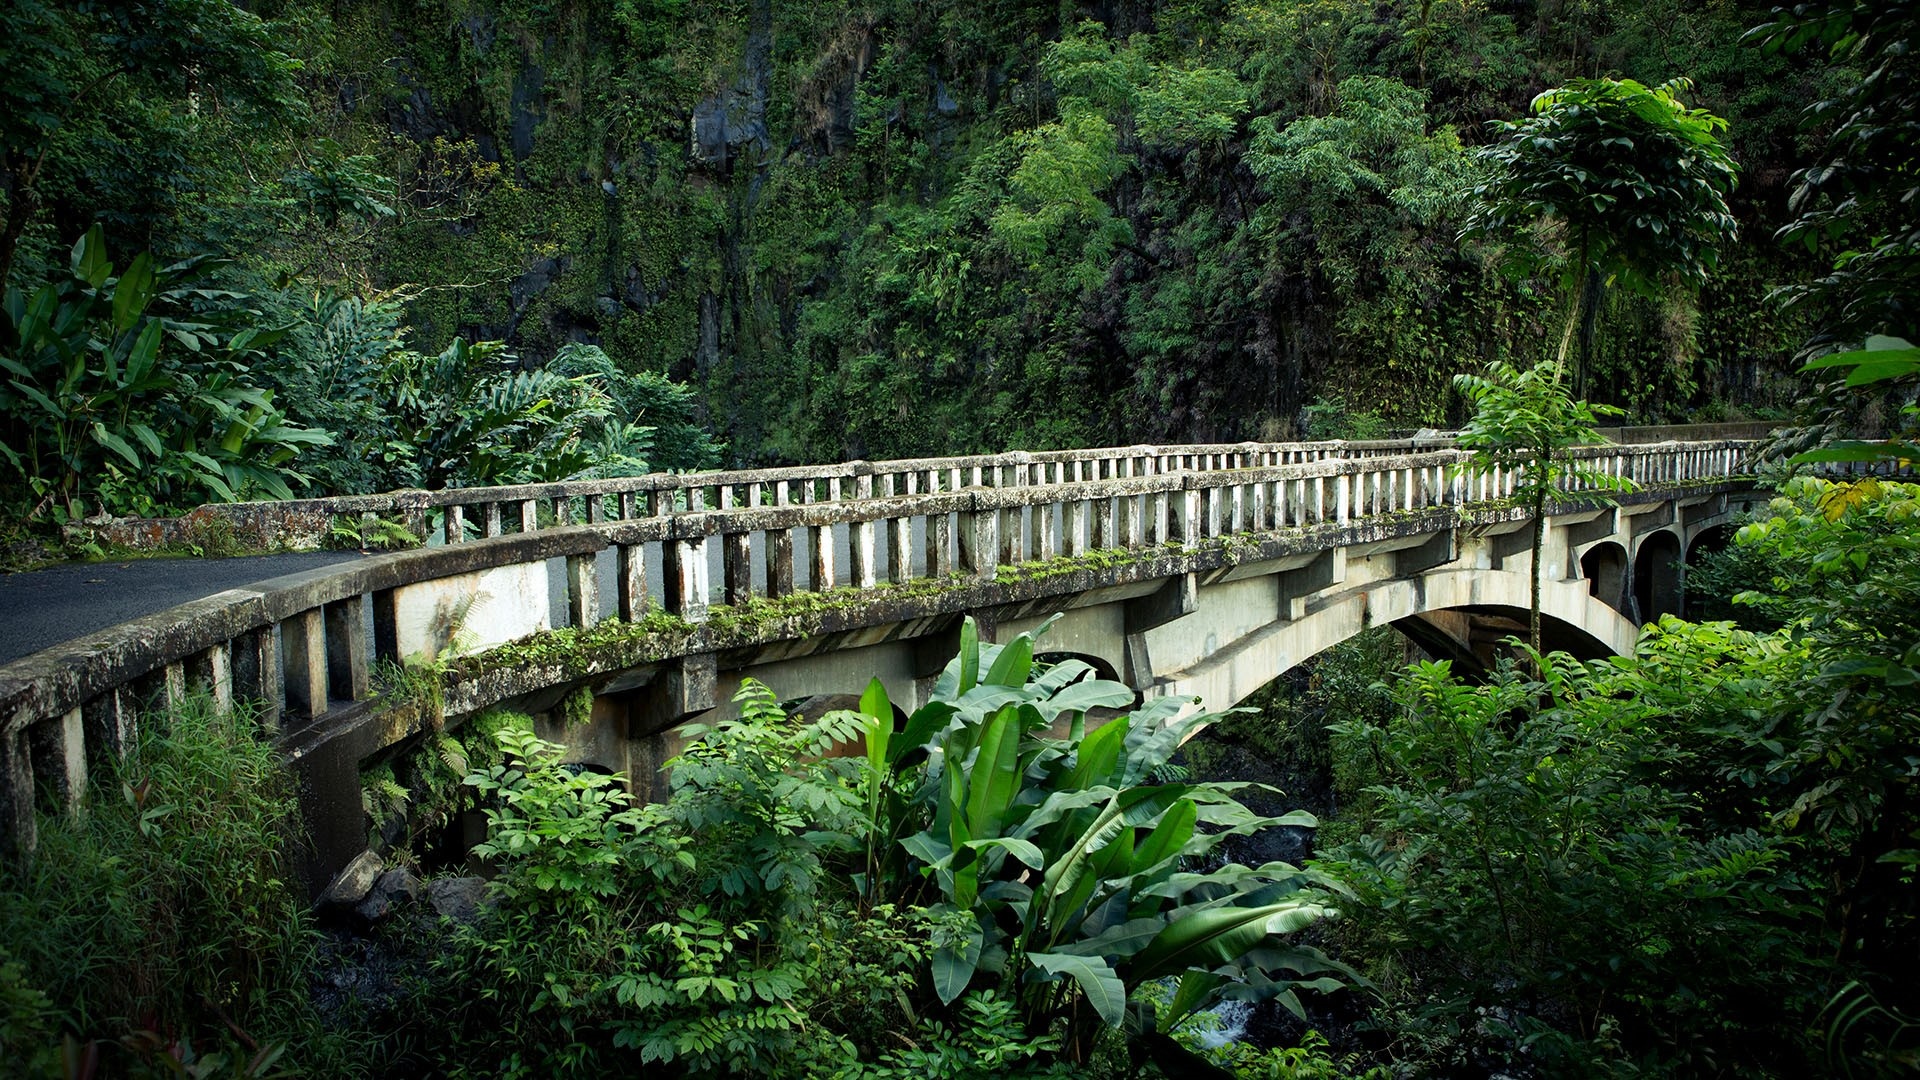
[392,561,552,662]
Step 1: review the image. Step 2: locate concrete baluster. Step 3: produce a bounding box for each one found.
[1035,499,1056,561]
[187,642,235,715]
[229,628,281,731]
[766,528,795,598]
[851,519,878,588]
[26,709,88,815]
[999,465,1022,565]
[927,509,952,576]
[1,731,35,858]
[618,543,650,620]
[889,516,912,582]
[810,523,836,591]
[957,505,996,577]
[281,609,328,721]
[722,532,753,605]
[445,505,465,545]
[324,597,370,705]
[520,499,539,533]
[1065,498,1086,556]
[1176,488,1202,542]
[664,537,710,622]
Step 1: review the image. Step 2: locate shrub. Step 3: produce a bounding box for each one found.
[0,695,359,1075]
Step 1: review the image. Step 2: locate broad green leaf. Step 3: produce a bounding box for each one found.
[931,915,984,1005]
[859,676,892,774]
[112,255,156,331]
[984,633,1034,686]
[1027,951,1128,1027]
[1132,798,1199,875]
[1037,678,1136,720]
[890,701,957,765]
[1053,916,1166,959]
[1790,442,1920,465]
[10,379,62,419]
[1069,716,1129,789]
[92,424,140,468]
[966,704,1023,839]
[965,836,1045,870]
[958,617,980,694]
[126,321,163,387]
[71,225,110,287]
[1131,899,1331,983]
[1162,970,1227,1030]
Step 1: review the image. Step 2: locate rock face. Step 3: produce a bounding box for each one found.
[427,876,493,924]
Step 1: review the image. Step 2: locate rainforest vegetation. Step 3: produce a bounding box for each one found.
[2,0,1917,1077]
[2,0,1890,534]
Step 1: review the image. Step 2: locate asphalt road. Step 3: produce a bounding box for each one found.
[0,551,365,666]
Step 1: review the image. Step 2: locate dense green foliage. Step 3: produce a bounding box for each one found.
[0,696,356,1076]
[2,0,1838,484]
[1313,474,1920,1075]
[400,627,1347,1075]
[850,618,1350,1061]
[1461,76,1740,395]
[0,228,329,523]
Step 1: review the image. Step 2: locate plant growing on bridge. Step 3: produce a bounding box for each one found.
[850,617,1356,1065]
[1453,358,1631,655]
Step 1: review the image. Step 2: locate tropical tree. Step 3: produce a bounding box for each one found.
[1452,359,1632,654]
[1462,77,1739,397]
[0,0,305,285]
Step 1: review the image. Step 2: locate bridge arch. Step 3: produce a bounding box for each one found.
[1687,522,1734,565]
[1634,529,1685,623]
[1580,540,1630,614]
[1158,567,1638,712]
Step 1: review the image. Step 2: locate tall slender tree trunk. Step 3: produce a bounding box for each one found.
[0,160,38,288]
[1530,471,1547,659]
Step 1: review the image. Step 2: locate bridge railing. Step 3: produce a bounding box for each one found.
[0,437,1760,857]
[95,438,1440,551]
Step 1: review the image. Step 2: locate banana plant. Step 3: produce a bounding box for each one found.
[848,616,1356,1057]
[0,226,328,521]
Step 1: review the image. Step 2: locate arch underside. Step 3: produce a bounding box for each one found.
[1153,568,1638,712]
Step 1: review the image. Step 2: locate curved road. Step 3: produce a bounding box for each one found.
[0,551,366,666]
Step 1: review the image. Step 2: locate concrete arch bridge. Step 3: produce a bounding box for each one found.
[0,432,1762,889]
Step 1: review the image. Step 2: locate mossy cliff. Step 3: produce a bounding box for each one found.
[297,1,1823,463]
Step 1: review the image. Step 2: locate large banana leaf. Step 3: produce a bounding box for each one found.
[1129,899,1333,984]
[1028,951,1128,1026]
